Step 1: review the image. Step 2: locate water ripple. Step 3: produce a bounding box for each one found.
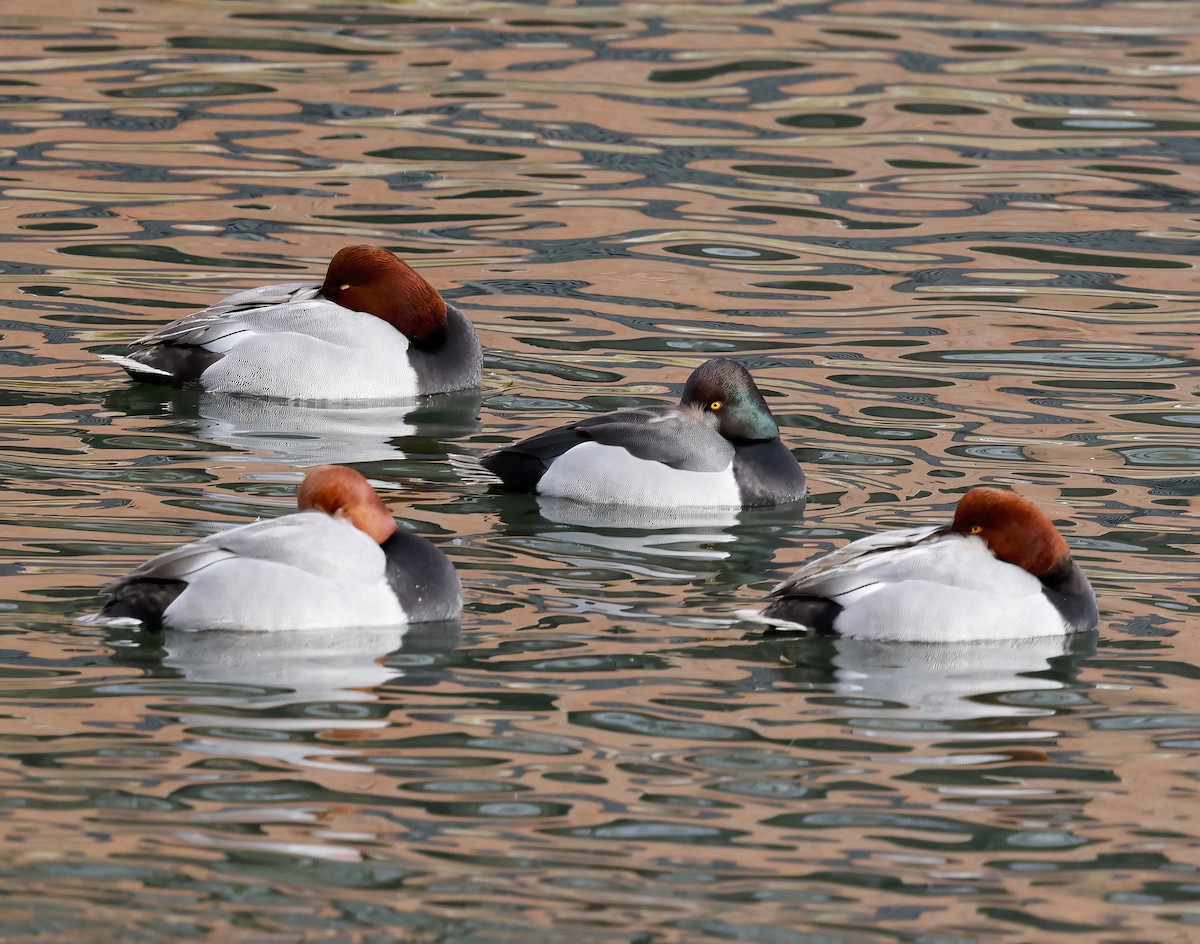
[0,2,1196,941]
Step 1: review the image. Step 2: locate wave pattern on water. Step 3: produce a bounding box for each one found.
[0,1,1196,941]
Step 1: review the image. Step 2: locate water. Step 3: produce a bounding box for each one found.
[0,1,1197,940]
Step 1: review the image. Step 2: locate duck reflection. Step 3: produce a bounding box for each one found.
[157,620,460,769]
[103,385,481,466]
[194,396,418,465]
[538,497,740,577]
[769,631,1096,724]
[492,494,804,583]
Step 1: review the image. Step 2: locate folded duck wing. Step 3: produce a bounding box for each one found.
[770,525,944,598]
[573,407,734,472]
[135,284,330,351]
[772,526,1046,603]
[111,514,383,589]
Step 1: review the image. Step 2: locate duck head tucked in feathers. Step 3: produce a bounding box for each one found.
[102,244,482,400]
[320,245,448,345]
[297,464,398,544]
[949,486,1070,578]
[748,486,1097,641]
[93,464,461,632]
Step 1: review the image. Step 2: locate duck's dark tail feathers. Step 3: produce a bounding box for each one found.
[756,595,843,637]
[101,348,222,388]
[99,578,188,631]
[479,424,593,492]
[479,449,551,492]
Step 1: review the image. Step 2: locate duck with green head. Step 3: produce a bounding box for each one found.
[481,357,806,509]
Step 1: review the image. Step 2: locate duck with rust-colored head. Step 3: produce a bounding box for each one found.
[481,357,806,509]
[96,465,461,631]
[103,245,482,401]
[748,487,1098,641]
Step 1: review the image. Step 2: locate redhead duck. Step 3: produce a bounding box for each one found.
[97,465,461,631]
[103,245,482,400]
[749,487,1098,641]
[481,357,806,509]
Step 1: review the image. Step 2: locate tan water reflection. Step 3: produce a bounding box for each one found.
[0,0,1197,941]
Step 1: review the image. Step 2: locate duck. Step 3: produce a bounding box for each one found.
[96,465,462,631]
[747,487,1098,641]
[480,357,806,509]
[102,245,483,401]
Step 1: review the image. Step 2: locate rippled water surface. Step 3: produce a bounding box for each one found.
[1,1,1198,940]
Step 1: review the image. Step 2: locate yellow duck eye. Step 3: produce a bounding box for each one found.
[709,400,722,411]
[968,524,983,535]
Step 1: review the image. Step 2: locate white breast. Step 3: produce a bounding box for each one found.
[537,441,741,508]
